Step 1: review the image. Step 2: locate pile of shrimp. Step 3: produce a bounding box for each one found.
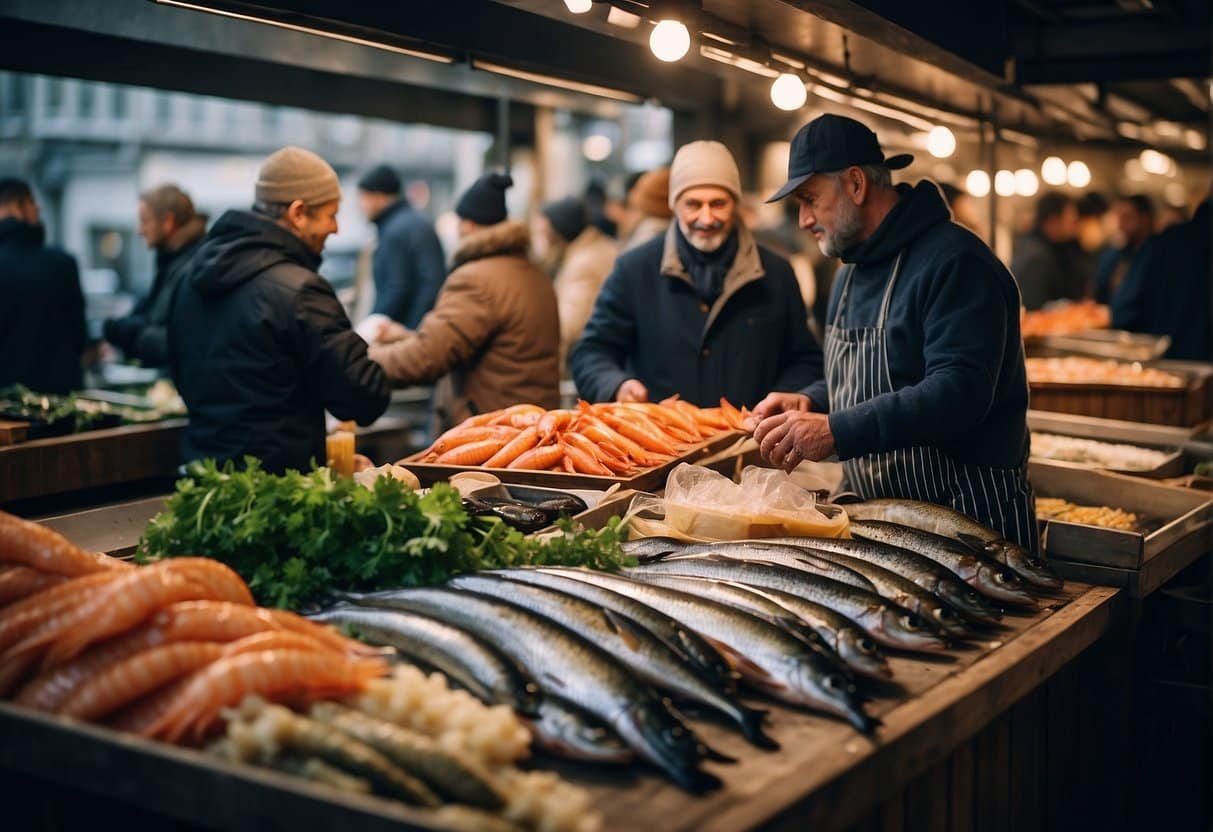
[0,510,384,745]
[416,396,750,474]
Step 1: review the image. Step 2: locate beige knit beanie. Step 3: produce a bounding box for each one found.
[668,141,742,209]
[628,167,673,219]
[255,146,342,207]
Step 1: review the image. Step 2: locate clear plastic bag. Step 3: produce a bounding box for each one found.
[655,464,850,540]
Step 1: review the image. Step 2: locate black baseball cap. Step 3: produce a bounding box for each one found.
[766,114,913,203]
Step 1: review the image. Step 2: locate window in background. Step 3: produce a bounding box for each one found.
[78,82,95,120]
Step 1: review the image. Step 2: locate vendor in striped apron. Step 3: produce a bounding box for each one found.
[752,114,1039,553]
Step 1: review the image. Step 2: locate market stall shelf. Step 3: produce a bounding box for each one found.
[1026,359,1213,427]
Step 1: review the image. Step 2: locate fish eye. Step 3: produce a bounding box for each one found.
[994,571,1012,584]
[858,637,877,653]
[824,675,845,691]
[937,607,956,621]
[901,614,922,631]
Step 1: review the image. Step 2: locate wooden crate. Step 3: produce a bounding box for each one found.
[1027,361,1213,427]
[399,431,744,493]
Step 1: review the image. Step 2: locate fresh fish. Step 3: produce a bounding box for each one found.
[308,605,541,716]
[481,568,737,697]
[629,556,949,653]
[527,697,635,764]
[310,702,505,810]
[845,499,1063,589]
[767,546,974,639]
[652,541,877,593]
[636,572,891,681]
[848,520,1038,607]
[447,573,773,750]
[537,567,875,733]
[768,536,1004,626]
[340,587,720,792]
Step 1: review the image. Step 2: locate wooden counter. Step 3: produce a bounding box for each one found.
[2,582,1126,832]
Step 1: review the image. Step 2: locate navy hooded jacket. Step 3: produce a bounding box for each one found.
[804,181,1031,469]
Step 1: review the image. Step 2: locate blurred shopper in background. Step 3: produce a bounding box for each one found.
[1092,194,1154,304]
[1011,191,1083,309]
[1111,193,1211,361]
[103,184,206,368]
[618,167,672,254]
[584,178,618,239]
[353,164,446,340]
[533,196,617,374]
[369,172,560,431]
[1158,203,1189,232]
[0,178,87,394]
[169,147,390,473]
[1074,192,1110,289]
[938,182,984,236]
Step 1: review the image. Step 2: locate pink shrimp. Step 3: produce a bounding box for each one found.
[719,397,746,430]
[0,510,130,577]
[434,438,510,466]
[13,602,287,712]
[426,425,518,457]
[486,404,546,426]
[0,566,67,608]
[507,444,566,471]
[157,558,254,606]
[145,649,388,744]
[0,571,124,655]
[599,413,680,455]
[483,425,540,468]
[107,677,192,734]
[11,566,221,666]
[261,609,379,656]
[58,641,227,721]
[559,437,613,476]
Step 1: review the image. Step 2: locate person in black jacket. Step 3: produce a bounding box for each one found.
[0,178,87,395]
[103,184,206,367]
[570,140,822,409]
[1111,195,1210,361]
[354,165,445,334]
[751,114,1038,552]
[168,147,390,474]
[1010,192,1084,310]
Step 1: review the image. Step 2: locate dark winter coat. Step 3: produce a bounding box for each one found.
[570,222,822,408]
[803,181,1031,469]
[103,215,207,367]
[370,200,446,329]
[168,210,390,474]
[1111,200,1211,362]
[0,218,86,394]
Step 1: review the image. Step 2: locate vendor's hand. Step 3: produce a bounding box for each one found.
[615,379,649,403]
[754,411,835,473]
[744,392,811,432]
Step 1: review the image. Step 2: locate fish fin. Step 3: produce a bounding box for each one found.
[634,550,677,564]
[737,706,778,750]
[675,766,723,793]
[700,743,737,764]
[955,532,992,553]
[602,609,646,652]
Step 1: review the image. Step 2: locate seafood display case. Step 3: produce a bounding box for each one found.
[1026,358,1213,428]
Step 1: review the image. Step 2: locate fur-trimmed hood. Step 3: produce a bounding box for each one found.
[451,220,530,269]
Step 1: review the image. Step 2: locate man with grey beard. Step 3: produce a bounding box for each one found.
[747,114,1038,554]
[571,140,822,408]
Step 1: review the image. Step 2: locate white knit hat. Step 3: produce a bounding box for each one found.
[668,140,742,209]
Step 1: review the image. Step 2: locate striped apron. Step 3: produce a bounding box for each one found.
[826,254,1040,553]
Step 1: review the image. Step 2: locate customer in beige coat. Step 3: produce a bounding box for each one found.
[534,197,617,373]
[618,167,672,254]
[368,173,560,432]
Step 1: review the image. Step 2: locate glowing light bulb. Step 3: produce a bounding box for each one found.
[770,73,807,111]
[1041,156,1067,186]
[649,19,690,62]
[1139,149,1170,176]
[582,134,613,162]
[965,170,990,198]
[926,126,956,158]
[1066,160,1091,188]
[563,0,592,12]
[994,169,1016,197]
[1014,168,1039,197]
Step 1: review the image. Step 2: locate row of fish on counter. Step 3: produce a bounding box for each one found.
[315,498,1063,792]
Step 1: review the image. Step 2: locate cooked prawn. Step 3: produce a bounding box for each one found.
[157,558,255,606]
[427,425,518,457]
[559,439,613,476]
[0,571,124,654]
[507,444,566,471]
[0,566,67,608]
[0,510,129,577]
[482,426,539,468]
[435,438,510,466]
[599,413,679,455]
[144,649,388,744]
[261,609,378,656]
[13,602,286,712]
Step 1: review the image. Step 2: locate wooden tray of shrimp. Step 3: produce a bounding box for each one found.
[397,400,750,492]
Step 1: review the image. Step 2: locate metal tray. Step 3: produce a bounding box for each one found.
[1027,329,1171,361]
[1027,416,1186,479]
[399,431,745,493]
[1031,460,1213,569]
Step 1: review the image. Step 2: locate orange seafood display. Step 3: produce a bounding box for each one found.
[1020,300,1110,339]
[0,509,384,742]
[414,397,749,475]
